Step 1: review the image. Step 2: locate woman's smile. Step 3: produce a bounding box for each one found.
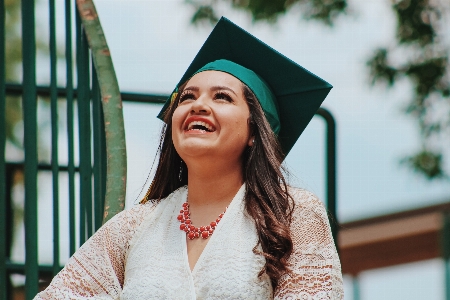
[184,116,216,134]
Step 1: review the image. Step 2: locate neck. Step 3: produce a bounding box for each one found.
[185,159,244,207]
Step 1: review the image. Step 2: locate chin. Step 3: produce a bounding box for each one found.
[176,142,216,158]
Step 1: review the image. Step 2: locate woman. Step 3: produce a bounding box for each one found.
[35,18,343,299]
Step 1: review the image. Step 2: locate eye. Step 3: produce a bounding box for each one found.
[214,91,233,102]
[179,92,196,102]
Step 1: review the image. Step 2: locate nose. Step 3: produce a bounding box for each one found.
[190,94,211,115]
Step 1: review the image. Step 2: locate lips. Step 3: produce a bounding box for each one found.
[184,117,216,133]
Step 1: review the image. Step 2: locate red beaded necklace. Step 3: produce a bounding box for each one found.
[177,202,227,240]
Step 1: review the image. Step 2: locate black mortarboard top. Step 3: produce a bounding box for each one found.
[158,17,332,156]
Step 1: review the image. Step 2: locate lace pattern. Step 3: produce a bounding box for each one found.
[274,188,344,299]
[34,201,158,300]
[118,185,273,299]
[34,187,343,299]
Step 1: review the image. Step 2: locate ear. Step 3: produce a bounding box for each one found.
[247,136,255,147]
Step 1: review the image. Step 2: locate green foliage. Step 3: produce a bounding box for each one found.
[190,5,220,25]
[367,48,398,86]
[5,0,23,147]
[367,0,449,179]
[231,0,289,22]
[5,0,53,149]
[393,0,437,45]
[186,0,347,26]
[5,97,22,147]
[5,0,22,81]
[298,0,347,25]
[401,150,445,179]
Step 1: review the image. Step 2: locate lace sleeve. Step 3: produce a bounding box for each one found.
[274,188,344,300]
[34,202,157,300]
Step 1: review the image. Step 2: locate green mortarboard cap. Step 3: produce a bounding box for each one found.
[190,59,281,135]
[158,17,332,156]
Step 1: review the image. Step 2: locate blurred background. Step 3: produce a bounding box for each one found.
[1,0,450,299]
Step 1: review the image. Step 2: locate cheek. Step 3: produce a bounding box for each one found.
[172,107,185,130]
[171,107,187,147]
[228,113,250,140]
[234,119,247,135]
[237,110,251,135]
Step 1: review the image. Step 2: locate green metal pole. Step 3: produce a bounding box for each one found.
[4,165,14,298]
[92,66,106,231]
[76,0,127,224]
[353,275,361,300]
[49,0,60,275]
[92,65,100,229]
[0,0,7,297]
[446,259,450,300]
[316,108,339,252]
[76,11,92,242]
[22,0,39,298]
[65,0,76,255]
[442,213,450,300]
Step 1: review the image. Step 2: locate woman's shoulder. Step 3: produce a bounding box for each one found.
[119,199,159,218]
[102,199,160,233]
[287,186,324,210]
[108,186,187,227]
[285,186,335,249]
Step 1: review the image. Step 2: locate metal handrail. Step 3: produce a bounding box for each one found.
[316,107,338,252]
[76,0,127,224]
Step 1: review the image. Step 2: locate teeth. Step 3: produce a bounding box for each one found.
[187,121,214,131]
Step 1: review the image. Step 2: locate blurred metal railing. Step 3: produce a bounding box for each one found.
[0,0,7,298]
[1,0,124,298]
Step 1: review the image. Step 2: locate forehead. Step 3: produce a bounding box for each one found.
[185,70,243,90]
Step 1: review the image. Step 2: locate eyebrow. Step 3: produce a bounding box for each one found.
[183,86,199,92]
[210,85,237,96]
[183,85,238,96]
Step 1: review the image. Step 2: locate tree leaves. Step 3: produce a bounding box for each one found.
[367,48,399,87]
[367,0,449,180]
[186,0,347,26]
[401,150,445,179]
[190,4,219,25]
[298,0,347,26]
[393,0,437,46]
[231,0,290,22]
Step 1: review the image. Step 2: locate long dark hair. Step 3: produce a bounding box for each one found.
[142,82,294,289]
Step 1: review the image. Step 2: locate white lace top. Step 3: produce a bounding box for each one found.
[35,185,343,299]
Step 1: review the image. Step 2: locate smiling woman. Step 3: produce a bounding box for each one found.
[35,17,343,299]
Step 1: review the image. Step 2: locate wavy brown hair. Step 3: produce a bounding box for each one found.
[142,82,294,289]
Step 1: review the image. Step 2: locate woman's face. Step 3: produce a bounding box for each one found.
[172,71,253,164]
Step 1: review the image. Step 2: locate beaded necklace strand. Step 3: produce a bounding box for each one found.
[178,202,227,240]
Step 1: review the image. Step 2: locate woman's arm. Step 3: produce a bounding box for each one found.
[274,188,344,300]
[34,203,156,300]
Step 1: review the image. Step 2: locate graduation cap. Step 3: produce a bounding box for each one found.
[158,17,332,156]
